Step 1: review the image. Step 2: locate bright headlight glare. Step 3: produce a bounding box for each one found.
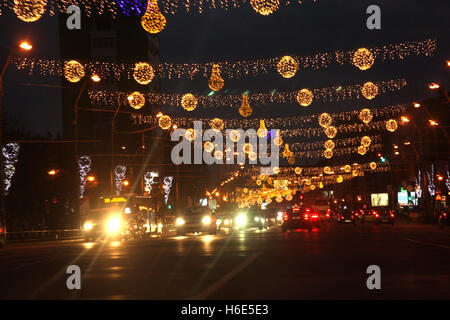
[224,219,230,225]
[236,214,247,226]
[176,218,185,225]
[83,221,93,230]
[216,219,222,225]
[255,217,260,222]
[202,216,212,224]
[106,216,121,234]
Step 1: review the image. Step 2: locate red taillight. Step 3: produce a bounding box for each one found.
[304,214,309,220]
[326,213,330,218]
[375,214,379,218]
[283,213,289,221]
[311,214,319,219]
[390,214,394,218]
[355,213,359,216]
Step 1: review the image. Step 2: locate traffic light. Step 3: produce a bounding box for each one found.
[377,152,386,163]
[168,204,172,210]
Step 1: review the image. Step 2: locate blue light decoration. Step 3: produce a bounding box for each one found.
[3,142,20,195]
[116,0,147,16]
[163,176,173,204]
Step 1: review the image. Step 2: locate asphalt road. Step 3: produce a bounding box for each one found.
[1,222,449,299]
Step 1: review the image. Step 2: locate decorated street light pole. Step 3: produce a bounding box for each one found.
[0,41,32,244]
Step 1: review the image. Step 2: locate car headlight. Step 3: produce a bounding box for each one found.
[216,219,222,226]
[83,221,93,231]
[106,216,121,234]
[176,218,185,225]
[254,217,260,222]
[224,219,230,225]
[202,216,212,224]
[236,214,247,227]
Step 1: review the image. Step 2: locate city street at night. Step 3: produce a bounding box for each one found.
[1,222,449,300]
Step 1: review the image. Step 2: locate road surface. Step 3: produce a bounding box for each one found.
[1,223,449,299]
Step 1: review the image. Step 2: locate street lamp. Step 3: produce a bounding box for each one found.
[429,119,439,126]
[0,41,33,243]
[48,170,58,176]
[428,83,440,90]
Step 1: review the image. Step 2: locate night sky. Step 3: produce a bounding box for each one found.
[0,0,448,136]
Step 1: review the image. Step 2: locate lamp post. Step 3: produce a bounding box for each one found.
[0,41,32,245]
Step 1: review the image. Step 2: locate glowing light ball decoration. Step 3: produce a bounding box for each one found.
[181,93,198,111]
[239,94,252,117]
[133,62,155,85]
[386,119,398,132]
[64,60,85,83]
[358,146,367,155]
[256,179,262,186]
[250,0,280,15]
[257,120,268,138]
[370,162,377,170]
[127,91,146,109]
[277,56,299,79]
[319,113,333,128]
[229,130,240,142]
[310,185,316,191]
[296,89,313,107]
[294,167,302,175]
[361,136,372,148]
[359,108,373,124]
[324,149,334,159]
[141,0,166,34]
[288,157,295,165]
[324,140,335,150]
[209,118,224,131]
[286,194,293,201]
[3,142,20,195]
[249,152,257,161]
[14,0,47,22]
[361,82,379,100]
[325,126,337,139]
[275,195,283,203]
[204,142,214,153]
[158,115,172,130]
[282,144,291,158]
[185,128,196,141]
[243,143,253,154]
[344,165,351,173]
[353,48,375,70]
[324,166,331,174]
[337,175,343,183]
[208,64,225,91]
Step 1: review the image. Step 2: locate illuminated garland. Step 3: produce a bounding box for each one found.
[131,103,407,130]
[291,143,382,159]
[291,135,381,151]
[88,78,407,109]
[144,171,158,193]
[3,142,20,195]
[114,165,127,195]
[78,155,91,198]
[10,39,436,80]
[163,176,173,204]
[0,0,312,17]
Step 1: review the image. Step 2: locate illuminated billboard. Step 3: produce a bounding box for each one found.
[371,193,389,207]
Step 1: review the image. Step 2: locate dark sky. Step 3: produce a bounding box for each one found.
[0,0,449,136]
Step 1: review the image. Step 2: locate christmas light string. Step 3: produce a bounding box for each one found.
[3,142,20,195]
[88,78,407,109]
[10,39,436,80]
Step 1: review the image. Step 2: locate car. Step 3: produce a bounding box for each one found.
[359,209,376,223]
[374,208,395,225]
[82,208,128,241]
[337,208,357,225]
[175,206,217,235]
[320,209,332,223]
[438,208,449,229]
[233,207,268,230]
[281,206,319,232]
[0,219,4,248]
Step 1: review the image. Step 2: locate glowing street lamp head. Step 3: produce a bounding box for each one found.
[413,102,421,108]
[428,83,440,90]
[87,176,95,182]
[400,116,410,123]
[429,119,439,126]
[156,112,163,118]
[48,170,57,176]
[19,42,32,51]
[123,180,129,186]
[91,74,101,82]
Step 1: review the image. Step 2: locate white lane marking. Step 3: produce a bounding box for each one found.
[403,238,450,249]
[190,253,260,300]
